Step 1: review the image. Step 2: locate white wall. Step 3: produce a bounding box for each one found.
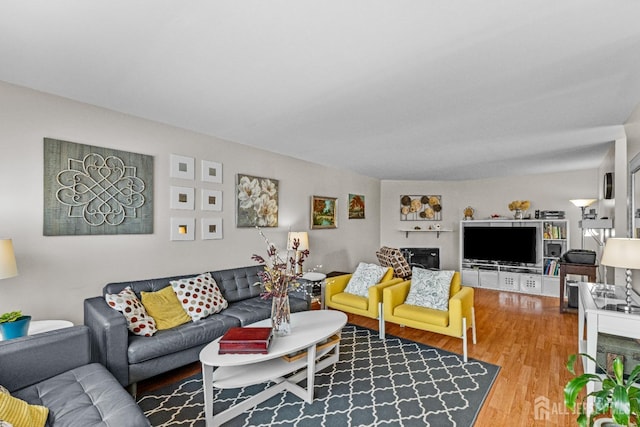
[0,81,381,324]
[625,103,640,292]
[380,170,600,271]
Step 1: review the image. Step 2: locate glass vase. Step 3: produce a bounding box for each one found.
[271,294,291,336]
[514,209,523,220]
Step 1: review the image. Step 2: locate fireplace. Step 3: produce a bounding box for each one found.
[400,247,440,270]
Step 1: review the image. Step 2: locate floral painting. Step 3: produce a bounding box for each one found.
[311,196,337,229]
[400,195,442,221]
[348,194,365,219]
[236,174,279,227]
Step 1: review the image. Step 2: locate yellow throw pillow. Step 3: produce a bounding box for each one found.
[0,393,48,427]
[141,286,191,330]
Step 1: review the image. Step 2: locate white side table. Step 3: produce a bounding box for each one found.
[0,319,74,341]
[302,272,327,309]
[29,320,74,335]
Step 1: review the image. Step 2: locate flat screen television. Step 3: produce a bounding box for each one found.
[463,226,537,264]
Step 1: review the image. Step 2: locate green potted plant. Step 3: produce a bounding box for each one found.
[0,310,31,339]
[565,353,640,426]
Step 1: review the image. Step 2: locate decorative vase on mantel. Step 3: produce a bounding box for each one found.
[271,294,291,336]
[514,209,524,220]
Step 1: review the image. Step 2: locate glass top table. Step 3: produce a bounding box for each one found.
[586,282,640,312]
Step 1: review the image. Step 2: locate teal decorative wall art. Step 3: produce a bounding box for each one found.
[43,138,154,236]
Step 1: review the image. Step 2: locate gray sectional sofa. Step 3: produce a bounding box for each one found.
[84,265,309,392]
[0,325,150,426]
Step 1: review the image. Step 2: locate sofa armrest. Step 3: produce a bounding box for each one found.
[383,280,412,315]
[84,296,131,386]
[448,286,474,334]
[0,325,90,392]
[368,278,404,307]
[324,274,352,304]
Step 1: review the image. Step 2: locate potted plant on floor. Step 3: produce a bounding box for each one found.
[0,310,31,340]
[564,353,640,426]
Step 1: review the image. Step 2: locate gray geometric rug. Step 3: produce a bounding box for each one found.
[137,324,499,426]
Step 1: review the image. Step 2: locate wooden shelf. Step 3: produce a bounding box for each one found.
[398,229,452,238]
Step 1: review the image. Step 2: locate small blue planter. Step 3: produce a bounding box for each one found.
[0,315,31,340]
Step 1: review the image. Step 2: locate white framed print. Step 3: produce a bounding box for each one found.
[170,217,195,241]
[170,186,195,210]
[201,189,222,211]
[201,217,223,240]
[201,160,222,183]
[170,154,195,180]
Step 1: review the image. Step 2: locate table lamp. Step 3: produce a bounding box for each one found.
[0,239,18,280]
[287,232,309,275]
[600,237,640,313]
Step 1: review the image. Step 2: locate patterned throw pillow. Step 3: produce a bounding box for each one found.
[344,262,388,297]
[405,268,454,311]
[105,287,157,336]
[170,273,228,321]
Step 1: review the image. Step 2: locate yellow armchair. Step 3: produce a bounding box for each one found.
[382,272,477,362]
[325,267,402,338]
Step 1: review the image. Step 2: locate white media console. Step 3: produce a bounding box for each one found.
[459,219,569,297]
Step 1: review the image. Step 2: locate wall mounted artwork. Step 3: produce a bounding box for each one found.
[170,217,195,241]
[201,217,223,240]
[311,195,337,229]
[400,195,442,221]
[201,160,222,183]
[201,189,222,211]
[170,186,195,210]
[236,174,279,227]
[43,138,153,236]
[348,194,365,219]
[170,154,195,180]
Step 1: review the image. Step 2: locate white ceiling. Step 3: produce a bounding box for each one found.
[1,1,639,180]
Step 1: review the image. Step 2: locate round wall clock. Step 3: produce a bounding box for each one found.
[603,172,614,199]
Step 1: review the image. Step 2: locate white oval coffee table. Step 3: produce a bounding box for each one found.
[200,310,347,426]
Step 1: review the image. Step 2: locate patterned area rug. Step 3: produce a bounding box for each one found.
[137,324,499,426]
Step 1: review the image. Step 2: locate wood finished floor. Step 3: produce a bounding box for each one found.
[138,288,581,426]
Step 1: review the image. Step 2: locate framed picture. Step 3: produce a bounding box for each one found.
[201,189,222,211]
[348,194,365,219]
[201,160,222,183]
[169,154,195,180]
[236,174,279,227]
[311,196,337,229]
[170,186,195,210]
[170,217,195,241]
[400,195,442,221]
[201,217,223,240]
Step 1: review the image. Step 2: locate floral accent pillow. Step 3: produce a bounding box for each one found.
[405,268,454,311]
[344,262,388,297]
[105,286,157,336]
[170,273,228,321]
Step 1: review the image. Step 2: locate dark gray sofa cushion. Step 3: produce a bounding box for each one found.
[209,265,263,302]
[221,293,309,325]
[14,363,149,427]
[127,313,240,364]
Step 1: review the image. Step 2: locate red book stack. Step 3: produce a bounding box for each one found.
[218,327,273,354]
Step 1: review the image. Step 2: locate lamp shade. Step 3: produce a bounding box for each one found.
[600,238,640,270]
[0,239,18,280]
[570,199,597,208]
[287,232,309,251]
